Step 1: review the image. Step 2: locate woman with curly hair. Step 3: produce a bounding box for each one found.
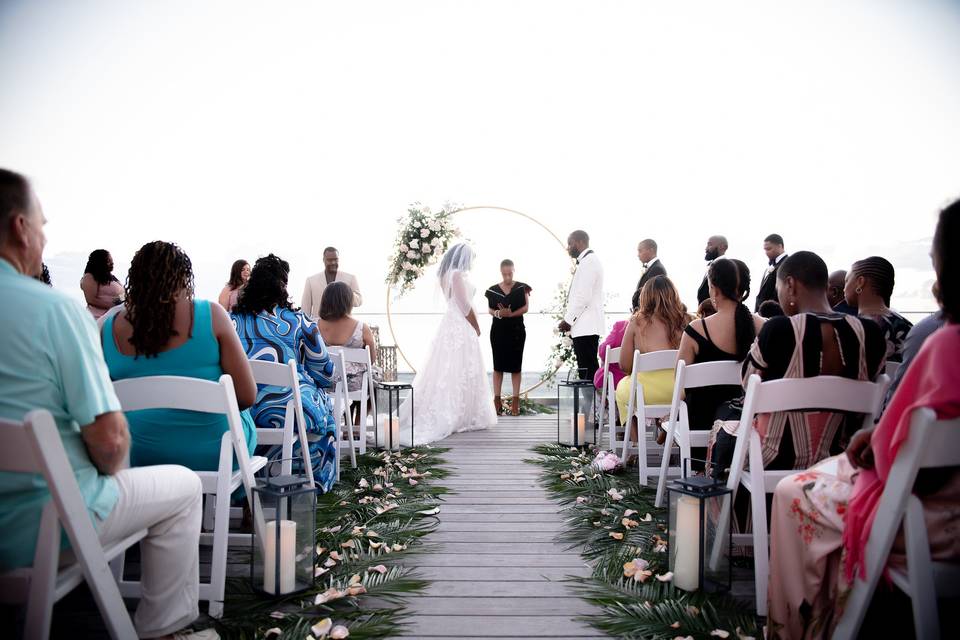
[615,275,692,440]
[100,240,257,469]
[80,248,124,319]
[232,254,339,492]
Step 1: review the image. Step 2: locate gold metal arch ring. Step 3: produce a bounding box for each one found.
[385,205,569,396]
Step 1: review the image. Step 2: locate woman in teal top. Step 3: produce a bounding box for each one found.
[101,241,258,470]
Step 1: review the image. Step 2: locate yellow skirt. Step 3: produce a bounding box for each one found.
[615,369,674,422]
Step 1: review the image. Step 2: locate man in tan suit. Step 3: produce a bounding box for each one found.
[301,247,362,318]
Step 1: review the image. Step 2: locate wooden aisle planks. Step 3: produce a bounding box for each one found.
[397,415,607,639]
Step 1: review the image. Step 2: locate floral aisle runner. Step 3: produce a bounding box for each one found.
[526,444,761,640]
[209,447,449,640]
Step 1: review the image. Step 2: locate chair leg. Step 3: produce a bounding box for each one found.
[904,496,939,640]
[24,505,59,640]
[751,485,770,617]
[656,417,680,507]
[206,477,232,619]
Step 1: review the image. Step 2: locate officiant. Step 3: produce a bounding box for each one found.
[485,259,531,416]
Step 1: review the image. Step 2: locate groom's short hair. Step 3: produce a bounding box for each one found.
[569,230,589,245]
[500,259,514,268]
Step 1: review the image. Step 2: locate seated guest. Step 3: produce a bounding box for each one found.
[828,268,857,314]
[758,299,784,318]
[317,281,378,393]
[882,298,945,411]
[217,258,249,312]
[844,256,913,361]
[0,169,204,638]
[767,200,960,639]
[593,293,639,393]
[80,248,124,319]
[724,251,886,473]
[696,297,717,319]
[678,259,764,440]
[102,241,257,471]
[616,276,691,436]
[232,254,339,492]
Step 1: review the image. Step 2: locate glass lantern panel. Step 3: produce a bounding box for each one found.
[577,384,597,444]
[558,383,579,445]
[668,489,702,592]
[252,484,316,596]
[701,491,731,592]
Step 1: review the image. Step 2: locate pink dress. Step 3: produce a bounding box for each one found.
[594,320,628,390]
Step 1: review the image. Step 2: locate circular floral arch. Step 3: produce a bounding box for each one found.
[385,204,572,396]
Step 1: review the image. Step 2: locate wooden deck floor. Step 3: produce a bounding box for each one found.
[397,414,607,639]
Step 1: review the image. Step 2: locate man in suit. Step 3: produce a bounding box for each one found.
[754,233,787,311]
[828,269,858,314]
[301,246,363,319]
[697,235,728,304]
[635,238,666,293]
[557,230,605,382]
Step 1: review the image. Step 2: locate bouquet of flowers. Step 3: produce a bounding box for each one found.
[386,202,460,296]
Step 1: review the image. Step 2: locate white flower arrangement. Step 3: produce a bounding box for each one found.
[387,202,461,295]
[540,278,578,385]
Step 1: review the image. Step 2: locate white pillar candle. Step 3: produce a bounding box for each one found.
[563,413,586,445]
[263,519,297,594]
[672,496,701,591]
[379,416,400,450]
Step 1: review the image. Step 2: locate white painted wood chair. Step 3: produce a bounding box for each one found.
[654,359,743,507]
[111,374,268,618]
[833,408,960,640]
[0,410,144,640]
[718,373,889,616]
[248,358,315,486]
[325,349,357,479]
[327,345,376,455]
[598,345,621,451]
[619,349,679,485]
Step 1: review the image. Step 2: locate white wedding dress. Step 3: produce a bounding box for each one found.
[399,270,497,445]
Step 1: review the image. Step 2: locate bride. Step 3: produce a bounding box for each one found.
[400,243,497,444]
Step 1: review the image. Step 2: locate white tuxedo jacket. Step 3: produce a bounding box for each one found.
[301,270,362,318]
[564,250,605,338]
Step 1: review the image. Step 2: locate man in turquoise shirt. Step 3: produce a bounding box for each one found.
[0,169,207,639]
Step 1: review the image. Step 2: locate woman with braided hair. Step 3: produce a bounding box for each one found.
[844,255,913,361]
[232,254,339,492]
[100,240,258,470]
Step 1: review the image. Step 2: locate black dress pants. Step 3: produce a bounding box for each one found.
[572,334,600,382]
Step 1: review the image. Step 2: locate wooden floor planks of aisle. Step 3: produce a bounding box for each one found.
[397,414,608,639]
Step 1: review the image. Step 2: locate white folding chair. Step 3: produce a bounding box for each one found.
[327,345,376,455]
[619,349,679,485]
[719,373,889,616]
[598,345,621,451]
[325,349,356,479]
[655,359,743,507]
[111,374,268,618]
[0,410,144,640]
[833,408,960,640]
[248,358,315,487]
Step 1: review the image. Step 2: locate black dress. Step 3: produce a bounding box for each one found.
[484,282,530,373]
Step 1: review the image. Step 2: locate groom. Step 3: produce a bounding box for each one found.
[557,230,605,382]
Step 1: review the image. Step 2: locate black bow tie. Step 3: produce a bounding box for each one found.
[642,263,649,269]
[769,258,777,266]
[576,250,593,265]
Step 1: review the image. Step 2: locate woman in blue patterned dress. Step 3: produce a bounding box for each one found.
[231,254,339,491]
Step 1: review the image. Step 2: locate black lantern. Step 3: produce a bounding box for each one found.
[373,380,413,450]
[251,471,317,595]
[557,372,597,447]
[665,467,732,593]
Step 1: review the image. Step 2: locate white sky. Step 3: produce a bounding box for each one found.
[2,0,959,322]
